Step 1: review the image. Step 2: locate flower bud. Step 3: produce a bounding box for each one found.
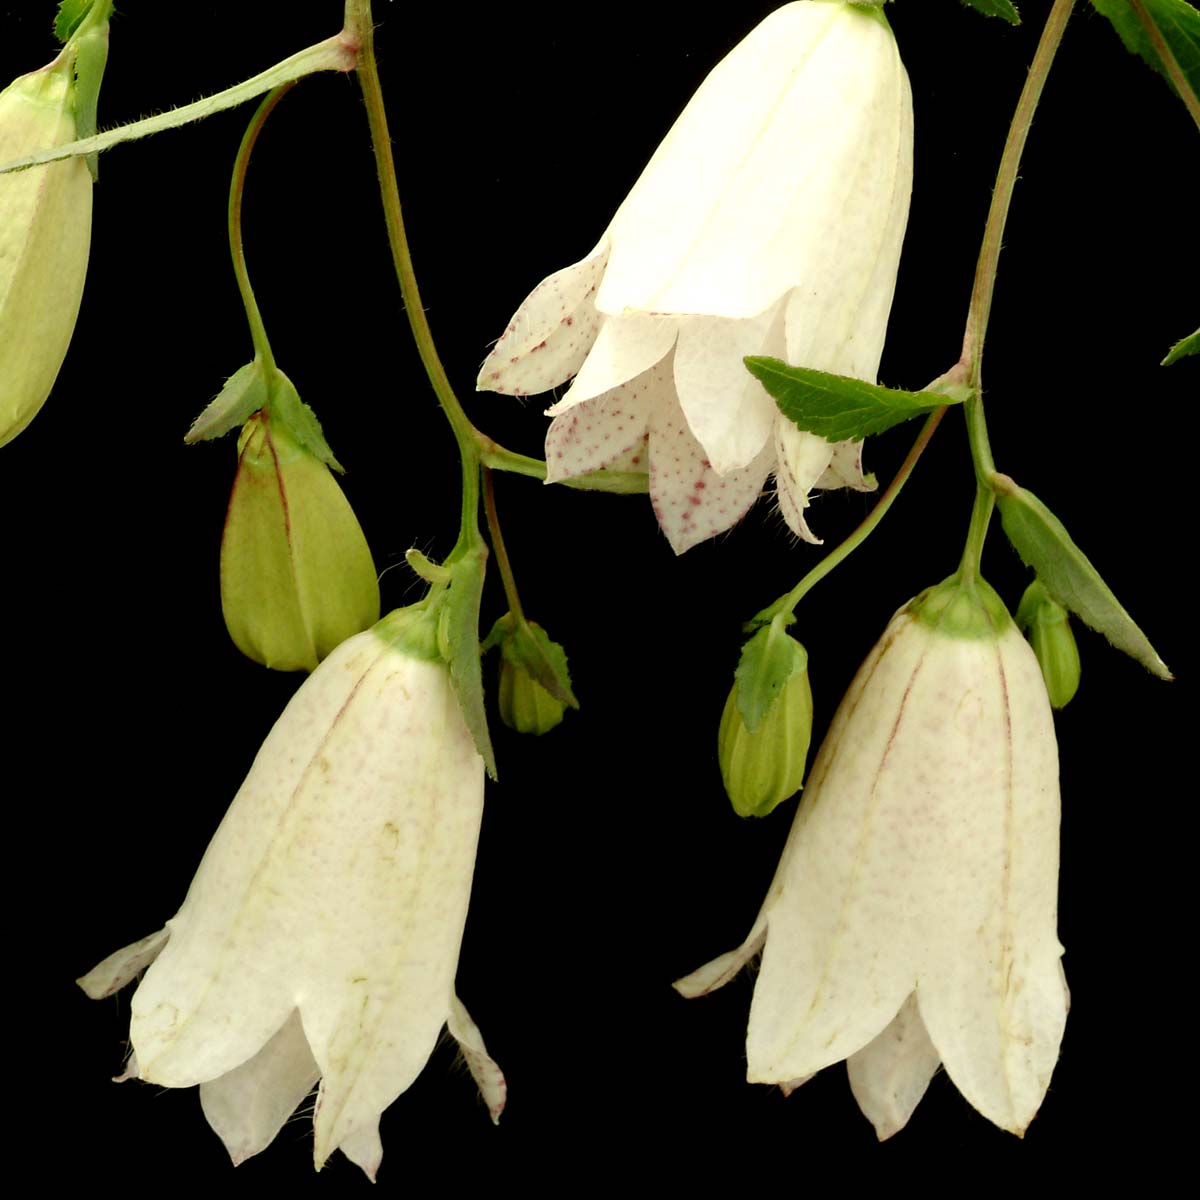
[486,616,574,735]
[498,654,567,735]
[718,616,813,818]
[221,409,379,671]
[1016,580,1080,709]
[0,54,92,446]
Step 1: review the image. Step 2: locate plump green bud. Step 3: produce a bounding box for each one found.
[498,654,567,735]
[485,616,575,735]
[719,617,813,818]
[1016,580,1080,709]
[0,54,93,447]
[220,409,380,672]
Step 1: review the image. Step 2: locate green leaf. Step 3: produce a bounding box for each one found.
[440,545,497,779]
[994,474,1171,679]
[267,369,343,472]
[959,0,1022,24]
[185,361,269,443]
[54,0,93,41]
[1090,0,1200,109]
[1163,324,1200,364]
[734,615,809,734]
[745,357,969,443]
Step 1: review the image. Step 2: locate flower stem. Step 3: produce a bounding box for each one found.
[482,468,526,623]
[1129,0,1200,134]
[750,406,948,629]
[228,86,295,376]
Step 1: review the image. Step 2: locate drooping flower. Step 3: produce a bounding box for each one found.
[0,51,94,447]
[477,0,912,553]
[676,576,1069,1137]
[78,608,504,1178]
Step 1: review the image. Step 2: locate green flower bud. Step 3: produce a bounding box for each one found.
[221,410,380,672]
[498,654,567,735]
[1016,580,1080,709]
[0,54,92,447]
[719,617,813,818]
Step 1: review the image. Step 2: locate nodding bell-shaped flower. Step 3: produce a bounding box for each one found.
[78,608,505,1180]
[677,576,1069,1138]
[0,51,94,447]
[477,0,912,553]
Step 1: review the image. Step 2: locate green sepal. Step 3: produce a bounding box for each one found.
[994,474,1171,679]
[1163,325,1200,365]
[959,0,1021,23]
[185,361,270,443]
[54,0,94,41]
[909,572,1013,639]
[267,369,343,472]
[1016,580,1081,709]
[370,603,442,663]
[483,613,578,709]
[1089,0,1200,109]
[435,543,497,779]
[745,356,970,443]
[734,614,809,734]
[64,1,111,179]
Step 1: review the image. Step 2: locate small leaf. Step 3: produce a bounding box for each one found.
[185,361,269,443]
[1163,325,1200,365]
[268,369,343,472]
[994,474,1171,679]
[54,0,93,41]
[745,357,968,443]
[441,544,497,779]
[734,615,808,734]
[959,0,1022,23]
[1090,0,1200,109]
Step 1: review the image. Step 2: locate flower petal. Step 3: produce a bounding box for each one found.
[772,421,836,544]
[846,991,940,1141]
[648,373,772,554]
[673,922,767,999]
[598,4,907,321]
[199,1010,320,1166]
[337,1122,383,1182]
[815,439,875,493]
[547,313,677,415]
[672,303,783,473]
[915,631,1067,1135]
[745,618,932,1083]
[448,995,507,1124]
[77,928,169,999]
[543,365,656,484]
[476,240,609,396]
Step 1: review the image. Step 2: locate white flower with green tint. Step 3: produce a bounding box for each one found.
[477,0,912,552]
[677,578,1068,1137]
[79,614,504,1179]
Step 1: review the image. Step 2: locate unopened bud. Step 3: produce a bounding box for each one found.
[488,617,574,735]
[719,617,813,818]
[221,409,379,671]
[498,655,567,735]
[1016,580,1080,709]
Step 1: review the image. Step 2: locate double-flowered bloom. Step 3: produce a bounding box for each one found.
[79,614,503,1178]
[477,1,913,552]
[677,579,1069,1136]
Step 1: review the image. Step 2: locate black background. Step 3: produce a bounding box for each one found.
[4,0,1194,1189]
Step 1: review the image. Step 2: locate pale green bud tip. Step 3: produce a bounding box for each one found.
[719,627,813,819]
[908,573,1013,639]
[220,411,380,672]
[498,655,567,735]
[1016,580,1080,709]
[1,56,93,447]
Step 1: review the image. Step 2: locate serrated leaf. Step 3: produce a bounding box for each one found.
[185,361,268,443]
[1163,324,1200,364]
[268,369,343,472]
[994,474,1171,679]
[442,544,497,779]
[54,0,93,41]
[1090,0,1200,110]
[745,357,968,443]
[959,0,1022,24]
[734,615,808,734]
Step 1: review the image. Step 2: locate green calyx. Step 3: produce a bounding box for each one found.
[371,602,442,663]
[1016,579,1081,709]
[908,572,1013,639]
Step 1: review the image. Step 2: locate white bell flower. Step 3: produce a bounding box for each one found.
[477,0,912,553]
[676,580,1069,1137]
[79,615,504,1179]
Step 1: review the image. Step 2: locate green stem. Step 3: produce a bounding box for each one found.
[957,483,995,585]
[751,406,948,629]
[347,0,483,554]
[0,35,356,176]
[1130,0,1200,134]
[229,86,295,375]
[478,439,650,494]
[482,469,526,622]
